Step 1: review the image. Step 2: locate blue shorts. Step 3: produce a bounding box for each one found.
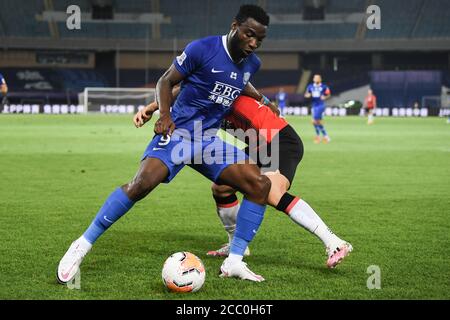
[142,129,248,183]
[312,105,326,120]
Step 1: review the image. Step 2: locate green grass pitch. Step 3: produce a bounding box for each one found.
[0,114,449,300]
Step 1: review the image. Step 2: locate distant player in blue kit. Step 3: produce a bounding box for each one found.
[305,74,331,143]
[275,87,287,115]
[57,5,276,283]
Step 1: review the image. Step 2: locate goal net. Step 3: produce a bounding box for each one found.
[79,87,156,113]
[421,96,442,109]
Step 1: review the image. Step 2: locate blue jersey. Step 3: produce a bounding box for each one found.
[172,35,261,134]
[276,92,287,107]
[0,73,5,85]
[306,83,330,107]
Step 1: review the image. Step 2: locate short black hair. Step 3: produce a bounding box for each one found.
[235,4,270,26]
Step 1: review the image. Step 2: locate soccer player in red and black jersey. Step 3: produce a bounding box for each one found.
[136,94,353,269]
[207,95,352,268]
[364,89,377,125]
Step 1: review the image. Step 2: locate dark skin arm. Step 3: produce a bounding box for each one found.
[154,65,185,136]
[134,86,180,128]
[135,79,279,128]
[243,82,280,116]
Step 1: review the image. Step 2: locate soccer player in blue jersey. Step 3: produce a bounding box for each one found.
[0,72,8,106]
[305,74,331,143]
[57,5,276,283]
[276,87,287,115]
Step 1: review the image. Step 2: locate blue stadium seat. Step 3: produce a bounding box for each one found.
[268,24,358,40]
[326,0,365,13]
[413,0,450,38]
[366,0,423,39]
[52,0,90,12]
[0,0,448,40]
[0,0,49,37]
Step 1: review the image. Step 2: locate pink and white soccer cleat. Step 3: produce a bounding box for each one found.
[219,258,264,282]
[326,242,353,268]
[207,243,250,257]
[57,237,91,284]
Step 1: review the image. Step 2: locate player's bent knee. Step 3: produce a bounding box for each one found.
[245,175,271,203]
[265,176,289,207]
[211,183,235,197]
[260,176,272,200]
[123,181,149,202]
[124,174,160,202]
[123,157,168,201]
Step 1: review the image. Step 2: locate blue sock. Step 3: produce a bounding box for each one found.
[318,124,328,136]
[83,187,135,244]
[313,124,320,135]
[230,198,266,256]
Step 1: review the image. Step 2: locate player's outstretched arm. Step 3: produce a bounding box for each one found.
[133,101,158,128]
[304,87,312,99]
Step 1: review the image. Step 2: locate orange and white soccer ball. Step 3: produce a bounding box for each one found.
[162,252,205,292]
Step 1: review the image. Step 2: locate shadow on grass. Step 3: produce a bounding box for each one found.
[88,230,354,277]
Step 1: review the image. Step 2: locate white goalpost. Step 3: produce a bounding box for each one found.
[79,87,156,113]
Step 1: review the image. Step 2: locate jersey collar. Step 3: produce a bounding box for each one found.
[222,35,243,64]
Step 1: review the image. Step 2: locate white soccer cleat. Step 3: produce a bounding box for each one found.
[57,237,91,284]
[207,243,250,257]
[219,258,264,282]
[326,241,353,269]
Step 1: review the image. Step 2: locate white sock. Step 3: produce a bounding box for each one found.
[368,114,374,122]
[287,199,340,248]
[216,202,240,244]
[78,235,93,252]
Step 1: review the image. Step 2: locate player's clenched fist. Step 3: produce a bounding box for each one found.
[154,114,176,136]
